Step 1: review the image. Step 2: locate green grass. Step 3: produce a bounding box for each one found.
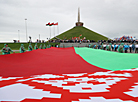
[56,26,108,41]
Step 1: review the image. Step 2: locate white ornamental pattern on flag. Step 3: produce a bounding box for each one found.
[0,68,138,102]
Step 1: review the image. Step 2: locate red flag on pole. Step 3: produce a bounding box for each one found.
[46,22,51,26]
[49,23,54,26]
[54,22,58,25]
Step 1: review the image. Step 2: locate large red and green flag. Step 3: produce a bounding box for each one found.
[0,47,138,102]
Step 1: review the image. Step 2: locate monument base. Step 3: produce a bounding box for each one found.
[76,22,83,26]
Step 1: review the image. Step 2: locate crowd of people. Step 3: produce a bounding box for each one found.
[1,43,59,55]
[48,39,138,44]
[89,43,138,53]
[49,39,95,43]
[1,42,138,55]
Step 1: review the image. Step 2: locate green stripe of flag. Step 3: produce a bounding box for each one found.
[74,47,138,71]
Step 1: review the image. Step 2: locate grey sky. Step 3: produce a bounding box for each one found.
[0,0,138,42]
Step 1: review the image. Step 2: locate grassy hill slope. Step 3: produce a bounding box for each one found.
[56,26,108,41]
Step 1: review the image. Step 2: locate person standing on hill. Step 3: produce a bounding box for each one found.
[88,44,91,48]
[100,43,104,50]
[39,44,43,49]
[46,44,49,48]
[1,44,7,55]
[111,44,114,51]
[109,43,112,51]
[49,44,51,48]
[90,43,94,48]
[124,43,129,53]
[28,43,33,51]
[132,43,135,52]
[92,43,96,49]
[20,44,26,53]
[106,43,109,51]
[94,44,98,49]
[34,43,38,50]
[135,43,138,53]
[98,43,101,49]
[114,43,117,51]
[55,44,59,48]
[117,44,120,51]
[103,43,106,50]
[129,43,132,53]
[43,44,46,49]
[118,43,124,53]
[115,44,118,51]
[1,44,13,55]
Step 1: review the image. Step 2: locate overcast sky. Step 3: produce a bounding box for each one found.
[0,0,138,42]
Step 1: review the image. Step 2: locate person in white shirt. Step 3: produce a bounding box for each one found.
[135,44,138,53]
[103,43,106,50]
[129,43,132,53]
[116,44,118,50]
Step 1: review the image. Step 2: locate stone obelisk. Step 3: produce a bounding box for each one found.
[76,7,83,26]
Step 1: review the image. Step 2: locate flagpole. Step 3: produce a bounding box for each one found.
[25,18,28,42]
[57,25,59,36]
[54,25,55,38]
[18,30,20,42]
[50,26,51,39]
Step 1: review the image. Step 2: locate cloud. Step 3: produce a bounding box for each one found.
[0,0,138,42]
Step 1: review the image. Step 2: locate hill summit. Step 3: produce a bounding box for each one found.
[56,8,108,42]
[56,26,108,42]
